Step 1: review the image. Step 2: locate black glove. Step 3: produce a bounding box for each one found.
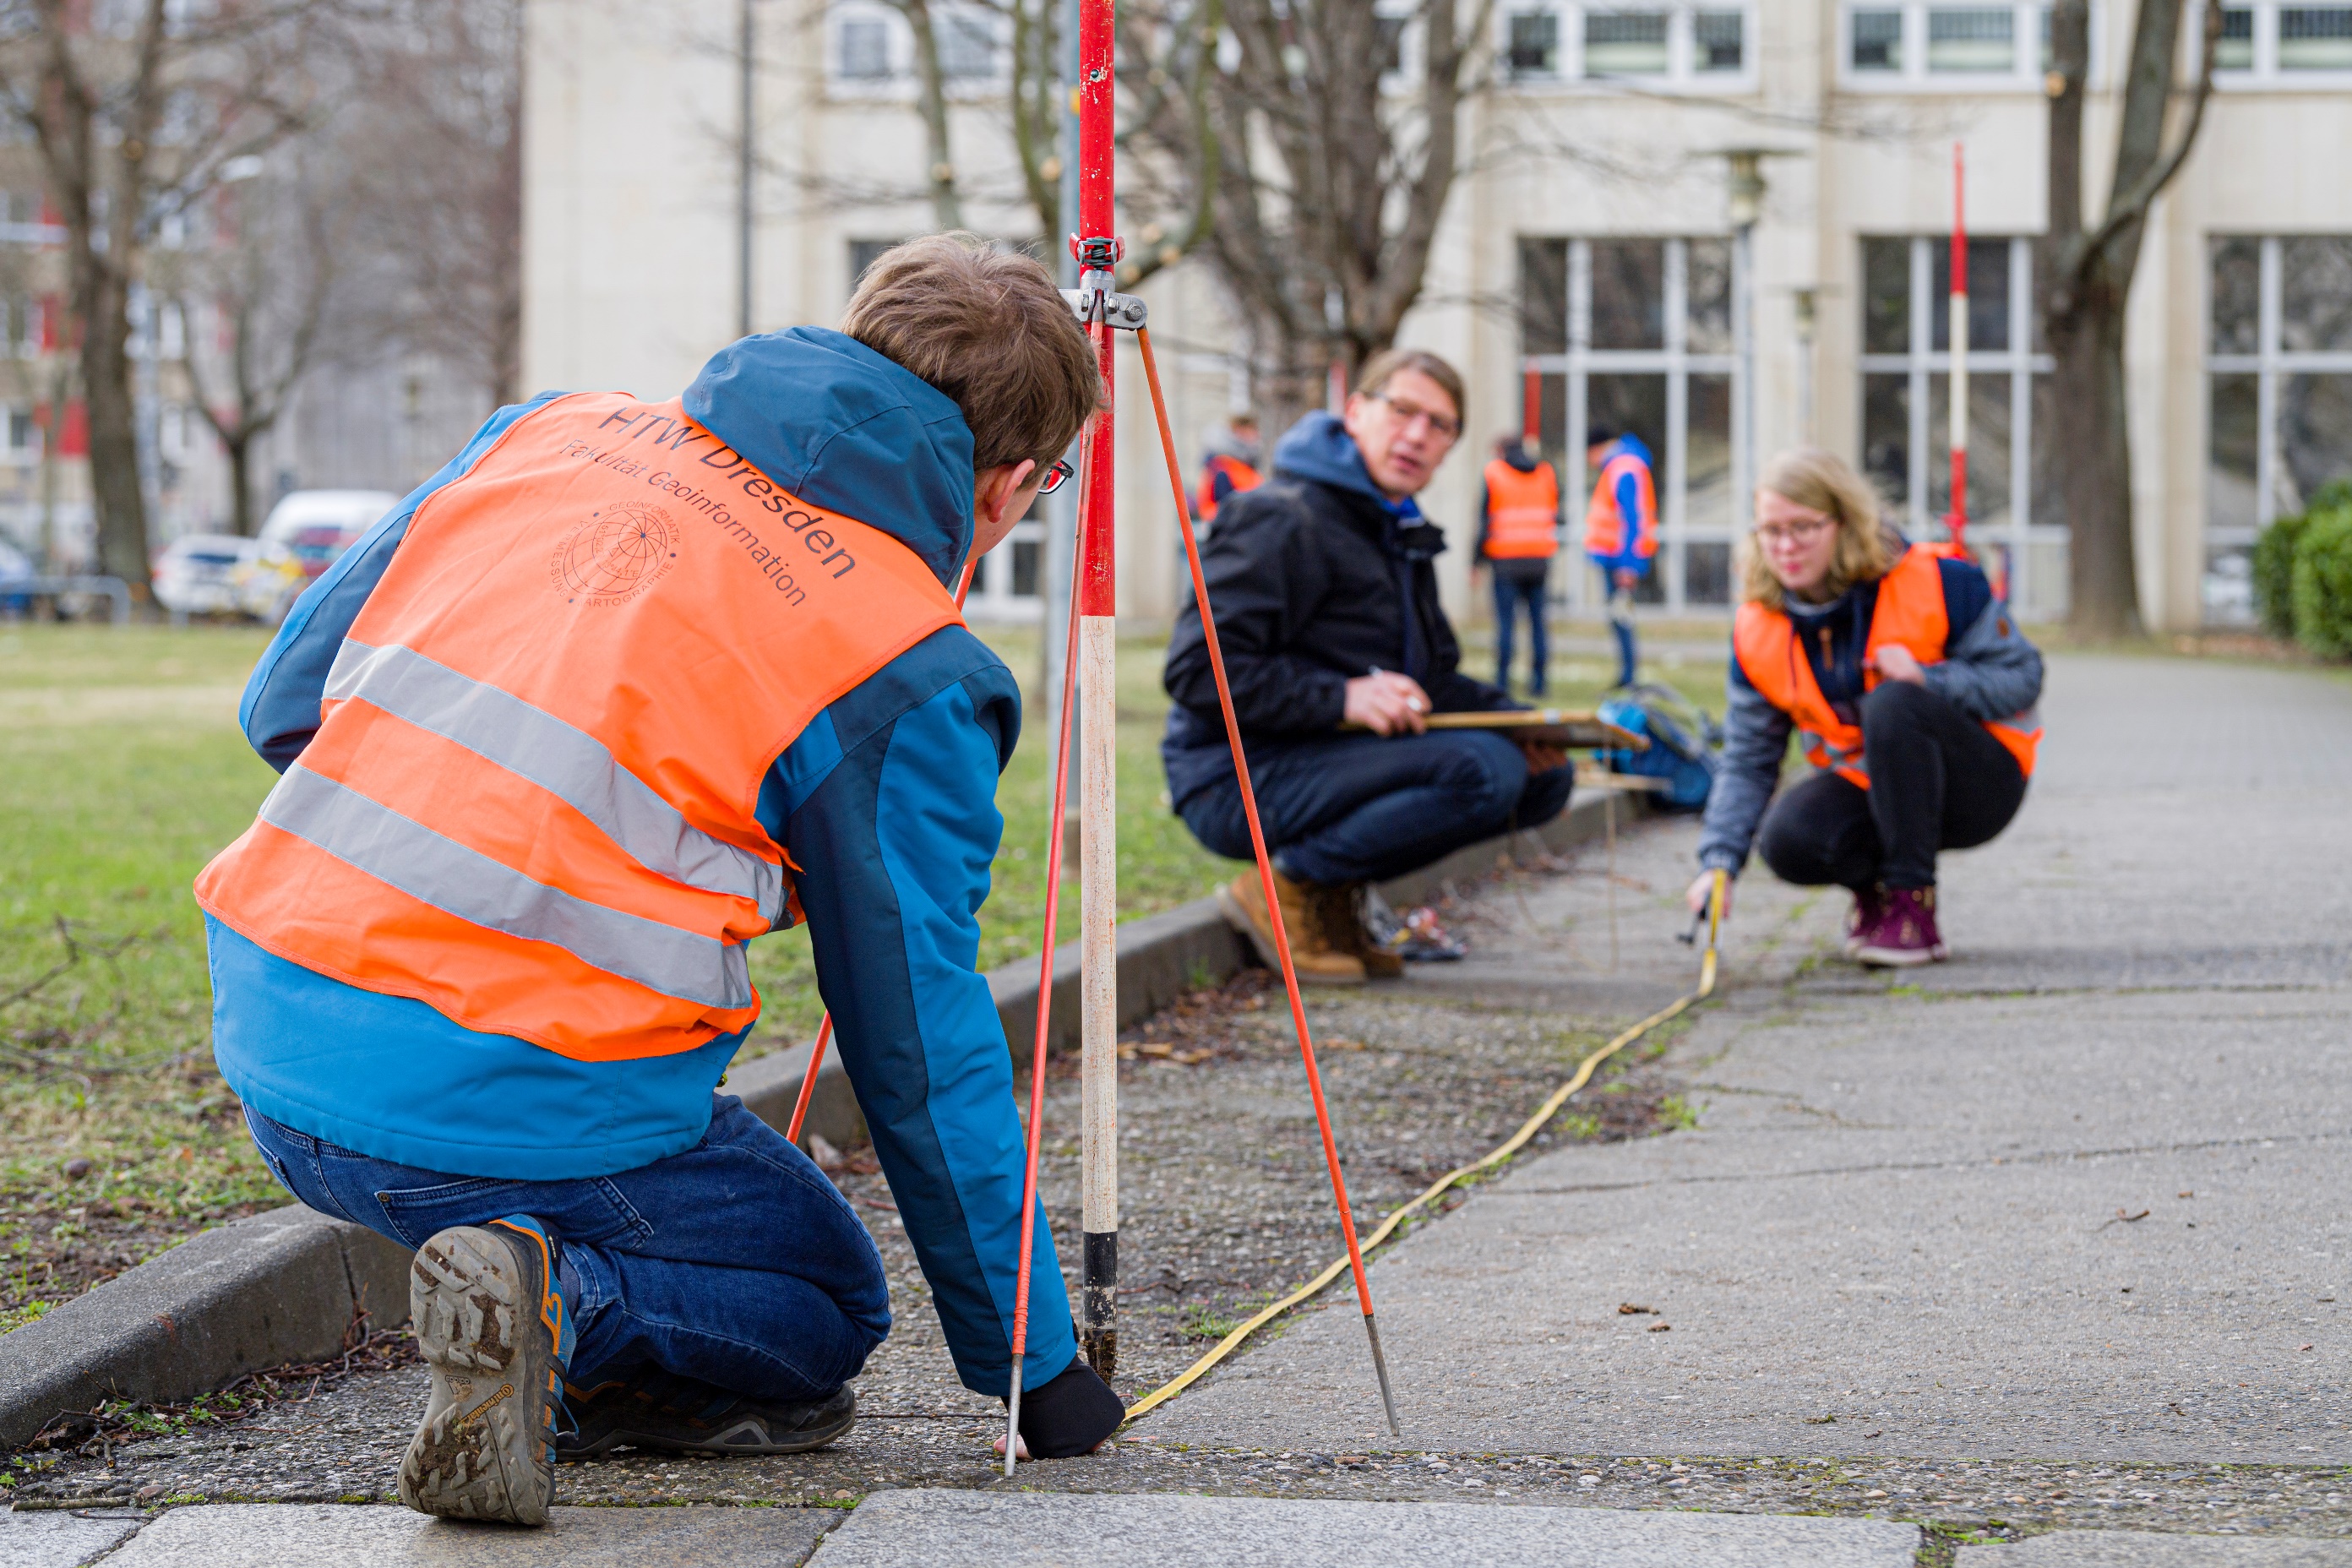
[1011,1359,1124,1458]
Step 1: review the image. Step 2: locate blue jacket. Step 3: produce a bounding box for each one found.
[207,327,1074,1397]
[1696,552,2044,873]
[1585,433,1656,580]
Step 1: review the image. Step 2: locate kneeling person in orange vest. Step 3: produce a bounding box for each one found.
[194,237,1121,1524]
[1685,448,2042,967]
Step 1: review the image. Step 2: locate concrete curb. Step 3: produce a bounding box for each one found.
[1,787,1639,1452]
[0,1205,411,1449]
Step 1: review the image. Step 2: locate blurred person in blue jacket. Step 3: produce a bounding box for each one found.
[193,237,1123,1525]
[1584,425,1658,688]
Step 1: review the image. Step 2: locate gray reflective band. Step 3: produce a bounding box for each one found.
[261,765,754,1011]
[326,640,783,915]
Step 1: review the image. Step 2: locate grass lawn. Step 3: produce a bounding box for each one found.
[0,612,1725,1330]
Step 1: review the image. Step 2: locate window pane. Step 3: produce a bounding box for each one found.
[1535,372,1568,462]
[1863,237,1910,354]
[1508,11,1561,74]
[1930,237,2012,351]
[938,12,996,77]
[2207,373,2260,533]
[2278,373,2352,512]
[1011,536,1041,597]
[840,17,891,78]
[2280,237,2352,352]
[1694,8,1744,68]
[1686,239,1733,353]
[1927,372,2013,530]
[2030,372,2063,526]
[1685,542,1734,603]
[1687,373,1734,531]
[1521,238,1569,355]
[1376,14,1408,72]
[2279,5,2352,68]
[2208,238,2262,355]
[1851,7,1903,68]
[1590,240,1665,349]
[2217,6,2255,68]
[1585,9,1670,74]
[1927,6,2014,71]
[2203,545,2255,625]
[1863,373,1911,511]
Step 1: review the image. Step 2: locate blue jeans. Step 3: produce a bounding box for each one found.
[1177,729,1576,886]
[1490,569,1550,694]
[243,1095,890,1403]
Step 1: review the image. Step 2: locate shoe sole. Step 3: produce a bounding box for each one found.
[564,1402,858,1459]
[1854,945,1935,968]
[1217,885,1364,986]
[399,1226,558,1525]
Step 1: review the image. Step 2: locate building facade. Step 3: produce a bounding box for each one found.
[521,0,2352,630]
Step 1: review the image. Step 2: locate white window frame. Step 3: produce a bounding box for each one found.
[2203,0,2352,86]
[1856,235,2060,615]
[1522,236,1748,614]
[1495,2,1760,92]
[2208,234,2352,532]
[1837,1,2085,89]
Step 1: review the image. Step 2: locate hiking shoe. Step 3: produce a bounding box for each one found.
[1853,886,1946,967]
[399,1217,571,1525]
[559,1370,856,1457]
[1314,882,1403,979]
[1842,886,1885,957]
[1218,869,1365,986]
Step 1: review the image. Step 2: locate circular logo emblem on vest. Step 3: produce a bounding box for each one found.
[551,503,679,606]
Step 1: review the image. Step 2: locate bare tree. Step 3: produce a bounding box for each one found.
[2044,0,2221,636]
[0,0,333,594]
[162,161,341,537]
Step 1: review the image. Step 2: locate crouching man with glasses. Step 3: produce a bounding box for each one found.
[1160,349,1575,984]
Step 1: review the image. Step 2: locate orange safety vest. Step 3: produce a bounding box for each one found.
[195,391,963,1062]
[1195,453,1260,521]
[1583,449,1658,560]
[1732,543,2040,788]
[1481,459,1561,560]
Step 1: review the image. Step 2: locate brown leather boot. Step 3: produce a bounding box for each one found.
[1217,868,1366,986]
[1314,882,1403,979]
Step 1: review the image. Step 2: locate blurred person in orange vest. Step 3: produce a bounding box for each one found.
[1473,433,1561,694]
[1584,424,1658,688]
[1688,447,2042,968]
[194,236,1126,1525]
[1194,411,1262,523]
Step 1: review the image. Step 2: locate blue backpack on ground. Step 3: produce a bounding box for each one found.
[1598,683,1721,811]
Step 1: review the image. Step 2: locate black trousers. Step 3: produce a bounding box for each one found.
[1756,681,2026,891]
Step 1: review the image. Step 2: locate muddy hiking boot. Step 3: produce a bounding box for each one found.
[1313,882,1404,980]
[1218,868,1365,985]
[559,1369,856,1458]
[1852,885,1947,967]
[1843,885,1886,956]
[399,1217,571,1526]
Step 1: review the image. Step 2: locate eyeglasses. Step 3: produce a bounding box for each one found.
[1752,514,1837,546]
[1367,391,1462,440]
[1036,458,1075,495]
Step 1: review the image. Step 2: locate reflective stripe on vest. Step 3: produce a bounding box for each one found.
[1731,543,2041,788]
[1583,450,1658,559]
[196,390,963,1061]
[1482,459,1561,559]
[1195,453,1260,521]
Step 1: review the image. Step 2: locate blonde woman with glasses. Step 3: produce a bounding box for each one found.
[1684,449,2044,966]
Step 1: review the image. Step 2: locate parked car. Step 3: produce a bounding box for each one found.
[153,535,260,617]
[234,489,400,624]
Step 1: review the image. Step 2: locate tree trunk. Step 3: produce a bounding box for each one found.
[80,273,150,591]
[227,431,255,538]
[2050,288,2139,638]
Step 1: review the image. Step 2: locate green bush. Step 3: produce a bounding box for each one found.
[2291,506,2352,659]
[2252,512,2311,640]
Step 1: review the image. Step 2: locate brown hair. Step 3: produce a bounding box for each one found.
[1741,447,1899,611]
[841,234,1102,472]
[1354,347,1466,429]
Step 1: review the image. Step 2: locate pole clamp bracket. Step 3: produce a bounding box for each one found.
[1061,286,1147,331]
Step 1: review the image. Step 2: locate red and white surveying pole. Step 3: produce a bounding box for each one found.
[1947,142,1968,557]
[1522,364,1541,449]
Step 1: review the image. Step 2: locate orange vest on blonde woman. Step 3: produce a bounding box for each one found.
[195,391,962,1061]
[1732,543,2039,788]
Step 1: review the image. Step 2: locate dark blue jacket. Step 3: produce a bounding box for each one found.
[206,327,1074,1398]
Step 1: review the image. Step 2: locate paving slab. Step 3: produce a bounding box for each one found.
[0,1509,140,1568]
[1957,1529,2352,1565]
[97,1502,837,1565]
[804,1487,1923,1566]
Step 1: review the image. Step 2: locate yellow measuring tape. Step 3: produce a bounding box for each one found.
[1121,869,1727,1424]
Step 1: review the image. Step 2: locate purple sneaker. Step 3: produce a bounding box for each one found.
[1842,886,1885,957]
[1853,886,1947,967]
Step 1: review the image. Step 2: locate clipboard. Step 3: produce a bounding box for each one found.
[1341,707,1648,750]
